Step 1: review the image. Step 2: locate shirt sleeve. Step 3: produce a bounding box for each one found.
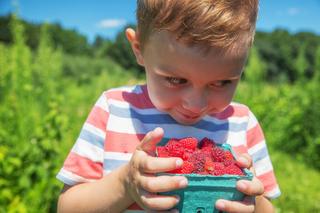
[246,110,281,200]
[56,92,109,186]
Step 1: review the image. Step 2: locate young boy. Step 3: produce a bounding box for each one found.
[57,0,281,212]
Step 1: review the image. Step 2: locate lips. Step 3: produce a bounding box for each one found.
[176,109,202,120]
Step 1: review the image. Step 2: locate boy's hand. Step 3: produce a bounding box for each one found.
[124,127,188,211]
[215,154,265,213]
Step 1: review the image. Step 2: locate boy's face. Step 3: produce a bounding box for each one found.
[128,30,248,125]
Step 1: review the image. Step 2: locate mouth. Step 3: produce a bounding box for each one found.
[176,109,202,120]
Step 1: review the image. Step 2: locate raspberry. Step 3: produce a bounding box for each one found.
[224,163,244,176]
[224,151,234,161]
[179,137,198,150]
[204,157,214,172]
[199,137,215,149]
[165,139,185,158]
[156,146,169,157]
[182,149,193,161]
[157,137,242,177]
[211,162,226,176]
[188,150,210,173]
[211,146,225,162]
[169,161,194,174]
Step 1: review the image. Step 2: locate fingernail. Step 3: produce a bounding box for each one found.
[237,181,247,191]
[176,159,183,167]
[172,209,179,213]
[216,200,225,209]
[179,178,188,187]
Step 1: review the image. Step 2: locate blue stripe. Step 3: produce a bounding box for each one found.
[79,129,104,149]
[56,173,77,186]
[109,104,248,132]
[252,147,268,163]
[103,159,128,171]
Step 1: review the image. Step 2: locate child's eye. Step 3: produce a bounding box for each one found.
[209,80,232,88]
[165,77,188,85]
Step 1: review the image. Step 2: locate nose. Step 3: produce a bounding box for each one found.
[182,89,208,114]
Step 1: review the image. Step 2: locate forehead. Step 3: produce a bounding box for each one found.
[144,31,248,78]
[146,31,249,58]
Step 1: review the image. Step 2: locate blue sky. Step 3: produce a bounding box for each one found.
[1,0,320,42]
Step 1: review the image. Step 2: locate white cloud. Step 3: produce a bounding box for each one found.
[97,19,127,29]
[287,7,300,16]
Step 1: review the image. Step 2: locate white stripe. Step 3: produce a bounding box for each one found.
[108,99,249,125]
[254,156,273,176]
[265,185,281,199]
[108,114,245,142]
[247,111,258,130]
[83,122,106,138]
[226,132,247,146]
[59,168,94,183]
[247,140,266,155]
[104,152,133,161]
[72,139,104,162]
[108,99,165,115]
[95,94,109,112]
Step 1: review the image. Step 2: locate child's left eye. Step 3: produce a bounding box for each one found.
[165,77,188,85]
[209,80,232,88]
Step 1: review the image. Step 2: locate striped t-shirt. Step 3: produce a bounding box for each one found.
[57,84,281,212]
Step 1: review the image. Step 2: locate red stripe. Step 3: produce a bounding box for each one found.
[105,131,145,153]
[256,170,278,193]
[247,124,265,148]
[231,145,248,157]
[127,202,144,210]
[210,104,249,120]
[86,106,109,132]
[106,87,154,109]
[64,152,103,179]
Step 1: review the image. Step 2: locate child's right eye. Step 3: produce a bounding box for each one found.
[165,77,188,86]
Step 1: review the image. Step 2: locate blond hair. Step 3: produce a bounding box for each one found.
[136,0,259,54]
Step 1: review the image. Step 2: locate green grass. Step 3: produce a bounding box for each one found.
[270,150,320,212]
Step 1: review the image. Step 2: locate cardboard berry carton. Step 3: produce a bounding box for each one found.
[156,137,253,213]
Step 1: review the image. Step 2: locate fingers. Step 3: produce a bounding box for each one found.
[138,127,164,156]
[139,155,183,173]
[216,199,255,213]
[236,153,252,169]
[140,190,180,211]
[236,177,264,196]
[140,174,188,193]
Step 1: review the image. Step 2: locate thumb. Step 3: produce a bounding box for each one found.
[137,127,164,156]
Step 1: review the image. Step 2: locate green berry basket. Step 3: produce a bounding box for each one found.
[158,143,253,213]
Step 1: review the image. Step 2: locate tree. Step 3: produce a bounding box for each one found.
[244,45,267,84]
[314,45,320,82]
[294,43,308,81]
[106,25,144,75]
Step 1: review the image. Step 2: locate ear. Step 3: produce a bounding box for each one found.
[126,28,145,66]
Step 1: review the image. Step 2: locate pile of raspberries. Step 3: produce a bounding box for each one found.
[156,137,244,176]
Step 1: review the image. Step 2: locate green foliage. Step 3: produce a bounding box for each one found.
[314,45,320,81]
[244,45,267,83]
[0,14,91,55]
[294,44,308,80]
[99,25,145,75]
[235,81,320,170]
[271,151,320,213]
[0,14,139,213]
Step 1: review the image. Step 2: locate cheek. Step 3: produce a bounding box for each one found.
[208,89,235,109]
[148,85,180,109]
